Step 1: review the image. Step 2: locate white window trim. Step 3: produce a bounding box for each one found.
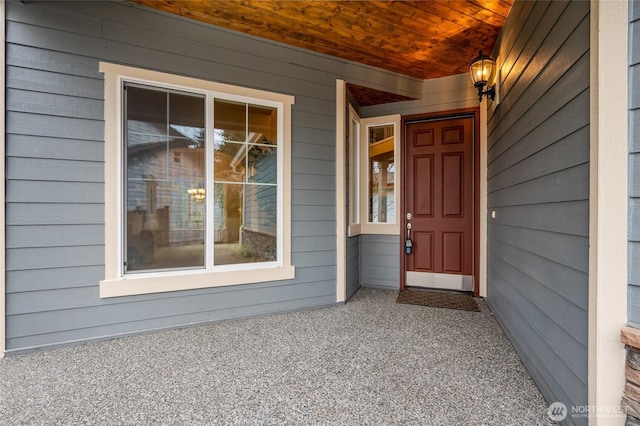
[359,114,401,235]
[99,62,295,298]
[348,104,361,237]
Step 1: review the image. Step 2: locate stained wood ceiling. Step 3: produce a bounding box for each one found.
[131,0,513,105]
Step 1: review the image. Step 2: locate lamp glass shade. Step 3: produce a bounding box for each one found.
[470,51,494,87]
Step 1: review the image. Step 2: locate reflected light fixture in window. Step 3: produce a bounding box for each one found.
[470,50,496,102]
[188,187,206,201]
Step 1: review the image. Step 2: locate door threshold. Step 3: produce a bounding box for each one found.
[404,286,474,296]
[406,271,474,292]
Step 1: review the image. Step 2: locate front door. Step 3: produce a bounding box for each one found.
[404,115,475,292]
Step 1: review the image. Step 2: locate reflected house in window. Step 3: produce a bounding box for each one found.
[124,86,279,272]
[125,88,206,270]
[213,100,278,265]
[368,124,395,224]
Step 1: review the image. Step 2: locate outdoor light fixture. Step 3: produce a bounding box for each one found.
[470,50,496,102]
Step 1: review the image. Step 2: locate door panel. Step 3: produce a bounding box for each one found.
[442,232,463,273]
[414,155,434,217]
[415,128,435,146]
[414,231,434,271]
[442,125,465,145]
[405,116,474,291]
[442,153,463,217]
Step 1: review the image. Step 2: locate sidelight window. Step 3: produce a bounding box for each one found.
[357,114,401,235]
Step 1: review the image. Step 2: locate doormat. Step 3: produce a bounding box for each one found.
[397,289,480,312]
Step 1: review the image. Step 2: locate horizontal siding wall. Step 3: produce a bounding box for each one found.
[629,0,640,325]
[345,93,360,299]
[485,1,589,422]
[363,73,480,118]
[346,235,359,297]
[4,1,422,351]
[359,235,399,289]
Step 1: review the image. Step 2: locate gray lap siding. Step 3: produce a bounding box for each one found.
[4,1,422,351]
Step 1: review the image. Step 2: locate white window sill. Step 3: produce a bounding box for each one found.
[348,223,401,237]
[359,224,400,235]
[100,265,296,298]
[348,224,361,237]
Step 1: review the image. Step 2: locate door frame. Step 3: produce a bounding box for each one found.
[399,107,480,296]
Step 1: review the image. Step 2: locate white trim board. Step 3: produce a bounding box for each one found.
[588,0,628,422]
[479,102,488,298]
[336,79,347,302]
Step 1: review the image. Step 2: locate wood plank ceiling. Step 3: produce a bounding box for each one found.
[130,0,513,105]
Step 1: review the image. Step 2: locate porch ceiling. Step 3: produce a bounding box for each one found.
[129,0,513,105]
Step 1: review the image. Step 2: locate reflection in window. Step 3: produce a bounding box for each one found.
[368,124,395,224]
[125,84,205,271]
[348,109,360,227]
[124,86,279,273]
[213,101,278,265]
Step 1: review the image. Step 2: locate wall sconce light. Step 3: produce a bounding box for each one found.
[188,187,206,201]
[470,50,496,102]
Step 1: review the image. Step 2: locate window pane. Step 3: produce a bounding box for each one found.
[349,114,359,225]
[214,141,247,183]
[368,124,395,224]
[126,86,167,135]
[249,105,277,146]
[125,85,206,272]
[248,145,277,184]
[214,182,277,265]
[214,99,246,143]
[244,183,277,260]
[213,100,278,266]
[214,183,252,265]
[248,105,278,184]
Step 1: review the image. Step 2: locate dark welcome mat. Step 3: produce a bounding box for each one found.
[397,289,480,312]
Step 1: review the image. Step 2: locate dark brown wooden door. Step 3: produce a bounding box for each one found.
[405,117,474,277]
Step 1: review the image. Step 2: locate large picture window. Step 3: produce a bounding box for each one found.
[100,63,295,297]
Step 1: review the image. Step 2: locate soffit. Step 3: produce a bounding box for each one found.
[130,0,512,105]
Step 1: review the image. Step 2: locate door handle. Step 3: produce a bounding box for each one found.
[405,212,413,254]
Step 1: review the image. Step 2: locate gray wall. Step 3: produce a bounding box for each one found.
[629,0,640,326]
[485,1,589,422]
[359,235,400,289]
[346,232,360,298]
[345,91,361,299]
[4,1,422,352]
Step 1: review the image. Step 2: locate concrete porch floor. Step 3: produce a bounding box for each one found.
[0,288,553,424]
